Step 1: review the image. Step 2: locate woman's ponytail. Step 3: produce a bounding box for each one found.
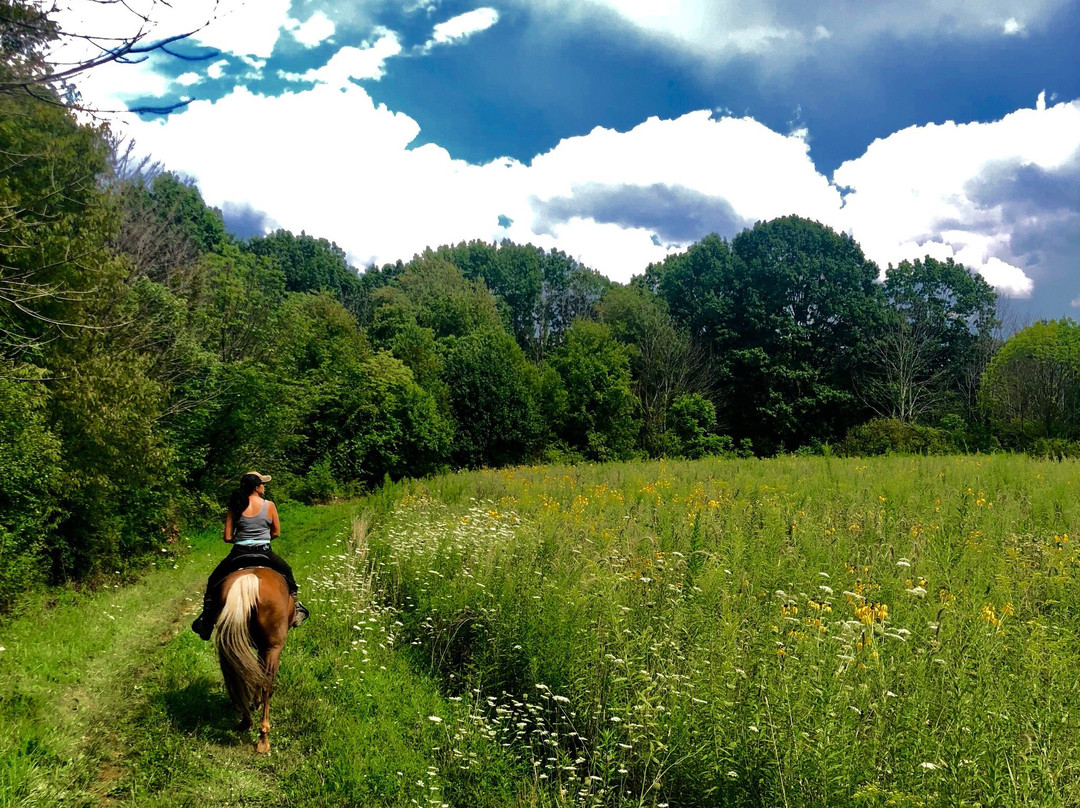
[228,473,264,526]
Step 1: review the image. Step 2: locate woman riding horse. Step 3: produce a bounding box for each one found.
[192,471,309,640]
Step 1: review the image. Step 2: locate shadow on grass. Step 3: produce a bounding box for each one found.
[160,679,247,745]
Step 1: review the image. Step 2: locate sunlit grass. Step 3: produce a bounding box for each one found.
[0,502,537,807]
[369,455,1080,807]
[4,456,1080,807]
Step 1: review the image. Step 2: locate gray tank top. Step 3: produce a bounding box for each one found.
[233,499,272,545]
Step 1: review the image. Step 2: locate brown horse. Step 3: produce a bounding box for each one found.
[214,567,294,753]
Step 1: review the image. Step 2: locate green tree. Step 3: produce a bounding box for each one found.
[198,245,286,362]
[981,319,1080,442]
[109,166,222,290]
[0,368,61,604]
[864,257,998,423]
[247,230,366,317]
[643,233,739,347]
[384,253,504,339]
[0,89,119,359]
[537,248,609,358]
[442,329,545,468]
[599,284,706,456]
[46,339,174,580]
[441,240,608,359]
[548,320,640,461]
[666,393,731,459]
[269,292,450,492]
[726,216,886,451]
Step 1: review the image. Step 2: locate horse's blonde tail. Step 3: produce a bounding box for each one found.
[215,574,269,709]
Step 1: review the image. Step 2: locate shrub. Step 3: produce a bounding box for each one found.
[665,393,733,459]
[0,375,62,608]
[839,418,958,456]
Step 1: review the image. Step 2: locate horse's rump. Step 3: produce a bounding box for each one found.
[215,571,286,700]
[212,568,293,752]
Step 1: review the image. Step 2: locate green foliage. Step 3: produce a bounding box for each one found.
[981,319,1080,444]
[442,328,544,467]
[46,341,174,579]
[383,253,504,339]
[865,257,999,423]
[547,320,640,461]
[246,229,366,316]
[839,417,958,456]
[727,216,885,451]
[318,352,453,487]
[273,293,451,489]
[0,88,118,360]
[441,240,608,358]
[287,456,340,503]
[599,284,703,455]
[665,393,732,458]
[647,219,886,452]
[644,233,738,347]
[0,0,58,88]
[199,244,286,362]
[136,172,228,254]
[0,370,60,605]
[439,240,543,349]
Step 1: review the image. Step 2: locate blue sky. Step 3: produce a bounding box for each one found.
[72,0,1080,322]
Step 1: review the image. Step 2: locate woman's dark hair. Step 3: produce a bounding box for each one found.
[228,473,265,526]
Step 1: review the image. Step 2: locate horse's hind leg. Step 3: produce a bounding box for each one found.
[256,644,283,754]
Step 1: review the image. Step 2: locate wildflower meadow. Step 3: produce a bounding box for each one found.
[364,454,1080,808]
[3,455,1080,807]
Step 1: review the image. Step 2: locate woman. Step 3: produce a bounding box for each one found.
[191,471,309,640]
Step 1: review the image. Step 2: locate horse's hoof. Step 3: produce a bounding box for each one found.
[257,737,270,754]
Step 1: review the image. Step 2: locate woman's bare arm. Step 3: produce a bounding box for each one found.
[269,501,281,540]
[223,511,234,542]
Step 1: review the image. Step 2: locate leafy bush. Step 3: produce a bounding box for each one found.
[839,418,958,456]
[0,375,62,607]
[287,458,340,504]
[1029,437,1080,460]
[665,393,733,458]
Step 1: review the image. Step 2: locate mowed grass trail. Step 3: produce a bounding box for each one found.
[0,499,531,808]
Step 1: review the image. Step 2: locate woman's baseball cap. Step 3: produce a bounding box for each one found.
[245,471,272,482]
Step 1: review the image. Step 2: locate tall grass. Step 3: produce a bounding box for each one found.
[366,455,1080,807]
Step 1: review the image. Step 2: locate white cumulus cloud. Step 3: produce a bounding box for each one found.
[110,70,1080,298]
[428,8,500,47]
[288,11,336,47]
[280,30,403,84]
[834,97,1080,297]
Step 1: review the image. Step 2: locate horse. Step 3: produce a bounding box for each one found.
[214,567,294,753]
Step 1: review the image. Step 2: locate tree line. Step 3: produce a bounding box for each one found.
[3,3,1079,605]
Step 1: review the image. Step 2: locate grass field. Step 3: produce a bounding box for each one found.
[2,455,1080,807]
[369,455,1080,808]
[0,500,532,807]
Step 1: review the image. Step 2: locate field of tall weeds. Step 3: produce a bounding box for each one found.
[364,455,1080,808]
